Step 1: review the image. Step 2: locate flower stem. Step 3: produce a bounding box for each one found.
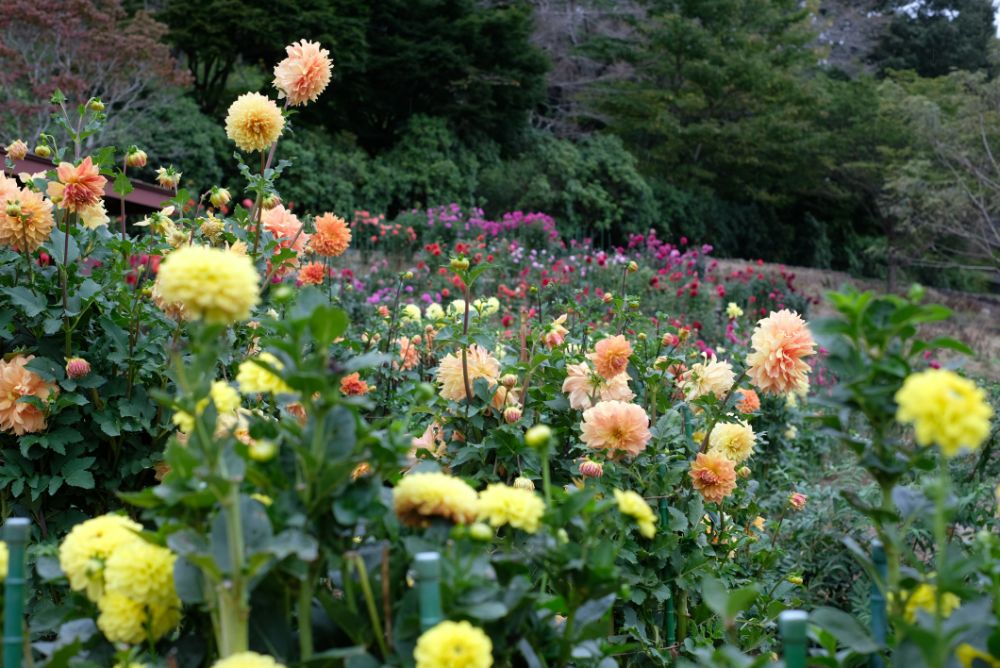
[298,571,315,661]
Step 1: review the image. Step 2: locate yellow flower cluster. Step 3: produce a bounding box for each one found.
[898,583,960,623]
[237,352,293,395]
[155,245,260,325]
[393,472,480,527]
[173,380,242,433]
[211,652,287,668]
[613,489,657,538]
[708,420,756,463]
[414,620,493,668]
[59,515,181,645]
[895,369,992,457]
[477,484,546,534]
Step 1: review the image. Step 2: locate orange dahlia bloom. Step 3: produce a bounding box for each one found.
[0,187,55,252]
[689,453,737,504]
[273,40,333,107]
[310,213,351,257]
[746,309,816,395]
[340,372,371,396]
[297,261,326,286]
[735,388,760,414]
[396,336,420,371]
[588,334,633,380]
[562,361,634,410]
[580,400,651,458]
[0,355,56,435]
[46,157,106,213]
[436,345,500,403]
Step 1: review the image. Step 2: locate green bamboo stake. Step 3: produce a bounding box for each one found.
[869,539,888,668]
[779,610,808,668]
[3,518,30,668]
[414,552,444,631]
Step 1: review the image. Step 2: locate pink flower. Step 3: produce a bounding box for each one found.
[580,400,651,458]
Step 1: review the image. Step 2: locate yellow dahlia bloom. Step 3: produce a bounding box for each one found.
[237,352,293,395]
[79,201,109,230]
[708,420,756,463]
[273,40,333,107]
[96,592,146,644]
[580,400,651,458]
[436,345,500,403]
[426,303,445,321]
[401,304,422,324]
[0,541,7,580]
[0,186,55,252]
[614,489,657,538]
[897,583,960,623]
[681,357,735,401]
[477,484,545,533]
[393,472,480,527]
[98,540,181,644]
[212,653,287,668]
[895,369,992,457]
[225,92,285,152]
[414,620,493,668]
[561,361,634,411]
[59,514,142,601]
[155,245,260,324]
[173,380,242,433]
[746,309,816,395]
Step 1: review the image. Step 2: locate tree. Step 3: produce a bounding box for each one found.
[0,0,189,142]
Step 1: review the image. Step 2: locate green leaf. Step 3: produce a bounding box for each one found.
[309,306,349,346]
[62,457,96,489]
[810,606,881,653]
[113,169,134,197]
[25,356,65,382]
[3,286,47,318]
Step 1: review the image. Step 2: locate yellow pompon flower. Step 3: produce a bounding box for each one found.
[225,92,285,152]
[96,592,147,644]
[211,652,287,668]
[59,514,142,601]
[613,489,657,538]
[155,245,260,324]
[100,541,181,643]
[896,583,960,623]
[956,644,1000,668]
[237,352,292,395]
[708,420,756,463]
[0,541,7,580]
[393,472,480,527]
[414,620,493,668]
[895,369,992,458]
[477,484,545,533]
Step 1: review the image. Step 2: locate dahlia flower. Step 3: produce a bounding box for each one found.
[46,157,106,212]
[4,139,28,161]
[588,334,633,380]
[415,620,493,668]
[211,653,287,668]
[59,514,142,602]
[340,372,371,396]
[561,361,634,410]
[614,489,657,538]
[393,472,479,526]
[895,369,992,457]
[225,92,285,152]
[735,388,760,414]
[708,420,756,463]
[477,483,545,533]
[262,204,309,255]
[0,186,54,252]
[436,345,500,403]
[543,314,569,348]
[78,201,109,230]
[155,245,260,324]
[746,309,816,395]
[98,540,181,644]
[681,357,735,401]
[237,352,293,395]
[0,355,56,435]
[689,452,737,504]
[580,400,651,458]
[297,261,326,285]
[396,336,419,370]
[273,40,333,106]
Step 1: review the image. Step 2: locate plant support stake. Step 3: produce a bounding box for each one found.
[779,610,808,668]
[414,552,444,631]
[870,539,888,668]
[3,518,30,668]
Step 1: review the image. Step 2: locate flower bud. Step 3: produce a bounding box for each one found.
[579,459,603,478]
[5,200,21,218]
[65,357,91,379]
[786,575,803,586]
[4,139,28,161]
[209,186,231,209]
[557,529,569,544]
[637,332,647,341]
[788,492,807,511]
[125,146,147,168]
[529,285,538,294]
[627,260,639,273]
[500,373,518,389]
[449,257,470,271]
[259,194,279,210]
[272,284,295,303]
[34,145,51,158]
[737,466,751,479]
[248,440,278,462]
[87,98,105,112]
[513,476,535,491]
[677,327,691,342]
[602,292,613,304]
[503,405,521,424]
[402,271,414,280]
[524,424,553,449]
[628,299,640,311]
[468,522,494,542]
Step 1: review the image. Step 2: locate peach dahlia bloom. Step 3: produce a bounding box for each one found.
[562,361,634,410]
[689,452,737,504]
[46,157,107,213]
[0,355,56,435]
[262,204,309,255]
[310,213,351,257]
[273,40,333,107]
[396,336,420,371]
[297,261,326,286]
[436,345,500,403]
[588,334,633,380]
[580,400,651,458]
[543,314,569,349]
[0,187,55,252]
[746,309,816,395]
[0,173,18,200]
